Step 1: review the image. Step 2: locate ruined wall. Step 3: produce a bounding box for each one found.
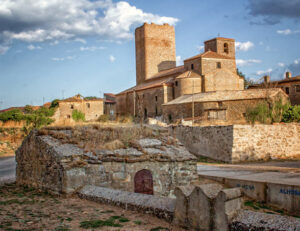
[135,23,176,85]
[277,80,300,105]
[162,98,266,124]
[54,100,104,123]
[171,123,300,163]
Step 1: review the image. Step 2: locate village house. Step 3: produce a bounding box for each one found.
[116,23,244,120]
[52,94,104,124]
[249,72,300,105]
[104,93,116,119]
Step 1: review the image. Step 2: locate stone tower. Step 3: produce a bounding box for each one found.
[204,37,235,59]
[135,23,176,85]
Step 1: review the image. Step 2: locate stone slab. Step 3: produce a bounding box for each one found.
[198,164,300,212]
[78,185,175,221]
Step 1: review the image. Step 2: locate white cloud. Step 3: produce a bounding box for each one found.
[0,0,178,47]
[27,44,42,50]
[0,45,10,55]
[294,58,300,64]
[197,45,204,52]
[74,38,87,44]
[51,56,75,61]
[277,29,300,35]
[256,68,272,76]
[109,55,115,63]
[80,46,106,51]
[176,56,183,66]
[278,62,285,67]
[235,41,254,51]
[236,59,261,67]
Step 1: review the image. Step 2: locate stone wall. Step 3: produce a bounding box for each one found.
[53,100,104,123]
[16,129,198,197]
[171,123,300,163]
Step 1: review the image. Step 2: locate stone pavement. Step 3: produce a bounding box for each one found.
[0,156,16,185]
[197,163,300,213]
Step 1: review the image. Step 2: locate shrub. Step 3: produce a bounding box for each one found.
[246,102,271,124]
[282,105,300,123]
[50,99,59,108]
[72,110,85,122]
[24,105,33,114]
[117,115,133,123]
[0,109,24,122]
[98,114,109,122]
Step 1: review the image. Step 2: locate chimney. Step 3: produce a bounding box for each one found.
[264,75,270,84]
[285,71,292,79]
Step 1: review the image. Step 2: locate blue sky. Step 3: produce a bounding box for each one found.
[0,0,300,109]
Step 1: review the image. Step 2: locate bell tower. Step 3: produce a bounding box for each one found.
[204,37,235,59]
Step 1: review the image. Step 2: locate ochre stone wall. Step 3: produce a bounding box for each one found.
[204,69,244,92]
[53,100,104,123]
[135,23,176,85]
[204,38,236,59]
[171,123,300,163]
[174,78,202,99]
[201,58,236,75]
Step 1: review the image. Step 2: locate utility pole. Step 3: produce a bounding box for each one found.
[62,90,65,100]
[42,97,45,106]
[192,79,195,126]
[0,100,3,110]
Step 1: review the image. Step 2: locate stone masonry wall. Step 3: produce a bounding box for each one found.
[171,123,300,163]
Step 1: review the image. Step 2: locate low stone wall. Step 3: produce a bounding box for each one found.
[170,123,300,163]
[0,120,25,128]
[78,185,176,221]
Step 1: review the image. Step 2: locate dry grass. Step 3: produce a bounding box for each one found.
[0,183,183,231]
[38,125,163,153]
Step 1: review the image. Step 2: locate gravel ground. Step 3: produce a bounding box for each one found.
[0,183,183,231]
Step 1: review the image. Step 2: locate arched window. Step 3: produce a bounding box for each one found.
[224,43,229,54]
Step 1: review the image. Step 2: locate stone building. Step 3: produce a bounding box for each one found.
[249,72,300,105]
[162,88,288,124]
[116,23,244,119]
[52,94,104,124]
[104,93,116,119]
[16,126,198,197]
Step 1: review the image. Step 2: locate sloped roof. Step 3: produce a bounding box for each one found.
[61,96,103,103]
[163,88,286,105]
[147,65,185,80]
[176,70,202,79]
[184,51,233,62]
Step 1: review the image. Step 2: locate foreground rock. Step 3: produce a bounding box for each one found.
[16,125,198,197]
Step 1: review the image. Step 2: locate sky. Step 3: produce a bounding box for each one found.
[0,0,300,109]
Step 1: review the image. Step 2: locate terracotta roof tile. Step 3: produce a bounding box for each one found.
[184,51,233,62]
[146,65,185,80]
[176,71,202,79]
[164,88,286,105]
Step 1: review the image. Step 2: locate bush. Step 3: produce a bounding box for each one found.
[246,102,271,124]
[50,99,59,108]
[282,105,300,123]
[98,114,109,122]
[246,98,299,124]
[0,109,24,122]
[72,110,85,122]
[117,115,133,123]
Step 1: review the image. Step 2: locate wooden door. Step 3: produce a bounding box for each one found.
[134,169,153,195]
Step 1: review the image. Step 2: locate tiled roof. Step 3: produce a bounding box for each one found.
[176,71,202,79]
[163,88,286,105]
[146,65,185,80]
[184,51,233,62]
[61,97,103,103]
[104,93,116,97]
[249,75,300,88]
[105,100,116,104]
[204,37,235,43]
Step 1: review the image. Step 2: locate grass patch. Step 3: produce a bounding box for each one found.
[80,217,123,228]
[134,220,142,225]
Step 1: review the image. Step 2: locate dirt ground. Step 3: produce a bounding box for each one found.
[0,183,184,231]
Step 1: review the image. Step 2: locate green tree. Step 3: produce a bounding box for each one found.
[237,68,255,89]
[50,99,59,108]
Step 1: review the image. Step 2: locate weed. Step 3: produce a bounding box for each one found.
[80,218,122,228]
[134,220,142,225]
